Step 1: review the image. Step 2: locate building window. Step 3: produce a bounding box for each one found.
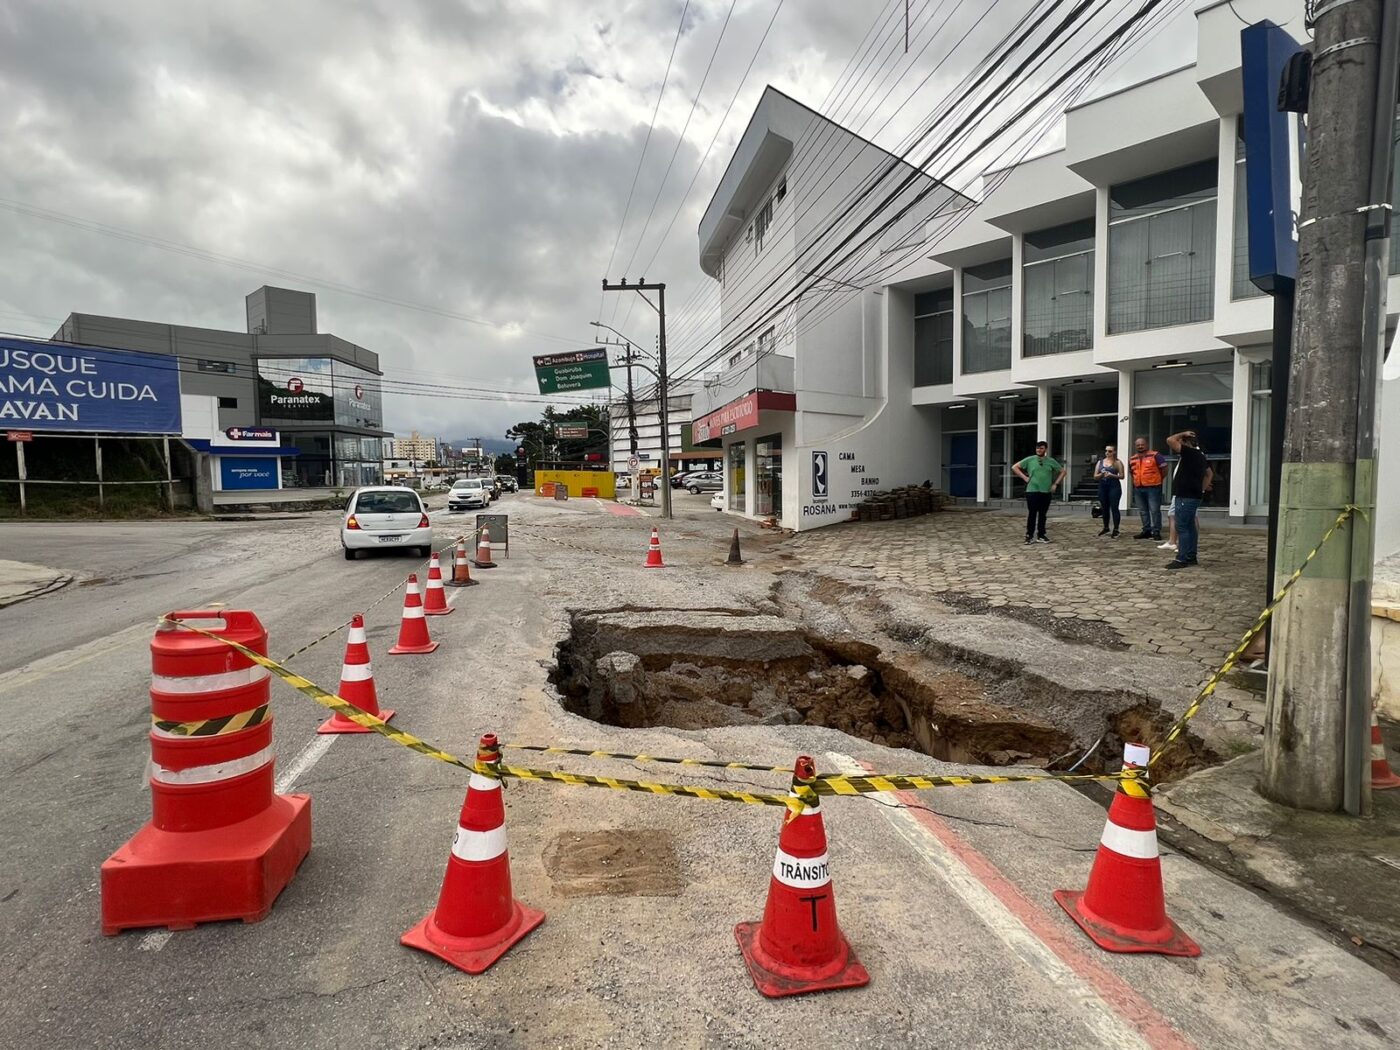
[774,178,786,206]
[754,197,774,253]
[1131,360,1233,502]
[1232,129,1267,300]
[914,288,954,385]
[218,396,238,409]
[728,441,746,513]
[198,359,236,374]
[758,326,776,357]
[988,394,1038,500]
[1248,359,1272,514]
[961,259,1012,373]
[1023,218,1094,357]
[1108,160,1218,334]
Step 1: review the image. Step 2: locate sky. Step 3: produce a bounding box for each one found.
[0,0,1200,444]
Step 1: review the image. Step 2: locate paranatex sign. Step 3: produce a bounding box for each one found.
[0,337,182,433]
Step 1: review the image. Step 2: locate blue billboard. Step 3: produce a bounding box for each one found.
[219,457,279,490]
[1241,21,1305,292]
[0,336,182,433]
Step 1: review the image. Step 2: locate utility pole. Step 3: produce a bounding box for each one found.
[1263,0,1397,814]
[601,278,671,519]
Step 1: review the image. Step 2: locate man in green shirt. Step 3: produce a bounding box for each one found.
[1012,440,1067,544]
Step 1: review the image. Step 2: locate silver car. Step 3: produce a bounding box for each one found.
[685,471,724,494]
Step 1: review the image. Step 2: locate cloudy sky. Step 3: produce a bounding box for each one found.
[0,0,1199,443]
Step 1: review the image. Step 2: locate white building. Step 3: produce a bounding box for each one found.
[607,393,720,473]
[391,431,440,462]
[694,0,1400,562]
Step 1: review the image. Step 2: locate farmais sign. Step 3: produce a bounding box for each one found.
[0,337,182,433]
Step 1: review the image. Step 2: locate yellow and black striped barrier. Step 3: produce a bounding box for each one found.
[153,703,270,737]
[1149,504,1361,768]
[503,744,799,775]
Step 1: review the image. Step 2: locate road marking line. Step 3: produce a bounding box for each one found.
[138,733,338,953]
[826,751,1193,1050]
[0,623,150,696]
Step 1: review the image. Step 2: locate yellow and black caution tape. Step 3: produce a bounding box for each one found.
[809,769,1138,796]
[1149,504,1361,768]
[503,744,798,775]
[488,763,799,809]
[153,703,270,737]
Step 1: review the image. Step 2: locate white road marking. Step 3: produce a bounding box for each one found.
[825,751,1150,1050]
[138,733,339,952]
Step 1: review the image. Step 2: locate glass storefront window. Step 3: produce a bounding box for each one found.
[728,442,746,513]
[333,361,384,430]
[988,395,1037,500]
[961,260,1013,373]
[1024,218,1095,357]
[1050,380,1119,501]
[1131,360,1233,503]
[914,289,954,385]
[941,423,977,498]
[756,434,782,519]
[1108,160,1218,334]
[1248,360,1272,514]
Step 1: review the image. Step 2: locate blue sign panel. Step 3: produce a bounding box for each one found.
[0,337,182,433]
[1241,21,1305,292]
[220,457,279,490]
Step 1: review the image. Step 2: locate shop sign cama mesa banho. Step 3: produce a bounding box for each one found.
[0,337,183,433]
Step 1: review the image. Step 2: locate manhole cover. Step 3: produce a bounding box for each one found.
[543,829,683,898]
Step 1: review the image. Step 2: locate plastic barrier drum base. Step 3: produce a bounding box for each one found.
[1052,889,1201,957]
[400,900,545,975]
[734,921,870,999]
[100,794,311,935]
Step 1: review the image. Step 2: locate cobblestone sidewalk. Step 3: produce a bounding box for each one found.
[784,508,1269,675]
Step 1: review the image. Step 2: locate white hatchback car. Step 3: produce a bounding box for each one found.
[341,486,433,559]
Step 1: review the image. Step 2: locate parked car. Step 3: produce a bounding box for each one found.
[496,475,518,493]
[341,486,432,560]
[685,471,724,494]
[669,470,698,489]
[447,478,490,511]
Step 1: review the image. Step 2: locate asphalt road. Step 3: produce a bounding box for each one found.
[1,495,1397,1050]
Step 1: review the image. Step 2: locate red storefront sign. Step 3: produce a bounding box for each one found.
[692,391,796,443]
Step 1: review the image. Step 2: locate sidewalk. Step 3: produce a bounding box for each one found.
[0,559,73,608]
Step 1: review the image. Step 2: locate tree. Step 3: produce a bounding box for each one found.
[506,404,609,465]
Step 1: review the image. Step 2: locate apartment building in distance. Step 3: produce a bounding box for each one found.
[694,0,1399,564]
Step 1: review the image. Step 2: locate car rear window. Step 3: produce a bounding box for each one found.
[355,492,420,514]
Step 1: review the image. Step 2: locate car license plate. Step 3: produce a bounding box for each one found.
[378,534,405,543]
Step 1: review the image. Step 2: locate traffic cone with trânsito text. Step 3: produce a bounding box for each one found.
[644,527,666,569]
[400,734,545,974]
[473,526,496,569]
[735,755,870,998]
[423,553,453,616]
[1371,712,1400,790]
[1053,742,1200,957]
[388,574,439,655]
[448,539,476,587]
[318,614,395,734]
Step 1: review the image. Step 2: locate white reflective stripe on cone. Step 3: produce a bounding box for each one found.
[402,606,425,619]
[340,663,373,682]
[451,823,508,862]
[150,745,273,785]
[348,626,367,644]
[1098,821,1159,860]
[772,848,831,889]
[426,578,444,589]
[469,773,502,792]
[151,665,270,694]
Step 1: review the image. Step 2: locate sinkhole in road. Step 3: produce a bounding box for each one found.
[550,608,1210,774]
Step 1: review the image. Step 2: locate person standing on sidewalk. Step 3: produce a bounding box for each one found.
[1128,436,1167,540]
[1094,444,1125,537]
[1165,431,1212,570]
[1012,440,1066,545]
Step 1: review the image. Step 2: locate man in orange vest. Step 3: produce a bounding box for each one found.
[1129,436,1167,540]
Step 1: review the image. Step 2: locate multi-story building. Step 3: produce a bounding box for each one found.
[696,0,1399,564]
[607,393,720,474]
[391,432,440,463]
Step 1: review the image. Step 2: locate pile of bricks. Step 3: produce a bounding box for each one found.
[856,485,948,522]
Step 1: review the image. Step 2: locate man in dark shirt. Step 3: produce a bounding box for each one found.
[1165,431,1212,569]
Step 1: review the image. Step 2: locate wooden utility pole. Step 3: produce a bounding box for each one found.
[1263,0,1397,814]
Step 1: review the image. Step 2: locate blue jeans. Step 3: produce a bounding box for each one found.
[1134,485,1163,534]
[1175,497,1201,562]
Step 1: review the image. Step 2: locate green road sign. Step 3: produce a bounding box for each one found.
[533,349,610,394]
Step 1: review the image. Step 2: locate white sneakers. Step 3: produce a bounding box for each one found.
[1157,540,1177,551]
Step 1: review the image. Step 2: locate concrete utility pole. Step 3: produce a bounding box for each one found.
[1263,0,1397,814]
[601,279,672,519]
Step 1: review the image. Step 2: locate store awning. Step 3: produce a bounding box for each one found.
[186,440,299,458]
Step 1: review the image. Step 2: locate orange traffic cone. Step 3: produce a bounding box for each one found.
[388,574,439,655]
[447,540,476,587]
[643,527,666,569]
[1371,712,1400,790]
[401,734,545,973]
[473,526,496,569]
[735,756,869,998]
[319,614,395,734]
[423,553,453,616]
[1054,743,1199,957]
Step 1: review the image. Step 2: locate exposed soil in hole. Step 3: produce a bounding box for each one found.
[935,591,1129,649]
[543,829,683,898]
[551,608,1217,781]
